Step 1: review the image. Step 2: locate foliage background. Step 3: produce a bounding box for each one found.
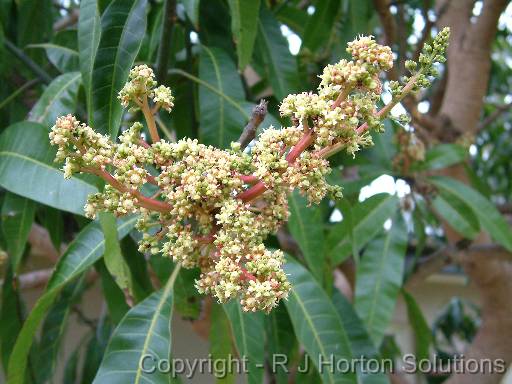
[0,0,511,383]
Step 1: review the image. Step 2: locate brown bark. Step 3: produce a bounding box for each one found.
[432,1,511,383]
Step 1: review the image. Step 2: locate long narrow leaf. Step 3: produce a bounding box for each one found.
[0,122,98,215]
[6,217,137,384]
[91,0,148,138]
[228,0,260,69]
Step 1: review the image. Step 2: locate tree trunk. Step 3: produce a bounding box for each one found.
[433,1,511,383]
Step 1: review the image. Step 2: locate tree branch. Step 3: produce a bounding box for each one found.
[4,39,52,84]
[237,100,268,150]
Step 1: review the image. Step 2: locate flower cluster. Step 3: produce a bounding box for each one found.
[49,32,449,312]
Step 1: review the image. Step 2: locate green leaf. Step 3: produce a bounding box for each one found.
[91,0,148,138]
[302,0,341,53]
[0,122,98,215]
[402,290,431,362]
[36,276,85,383]
[17,0,53,62]
[198,46,246,148]
[429,176,512,251]
[28,43,79,73]
[288,191,325,282]
[1,193,35,272]
[274,5,308,37]
[183,0,200,29]
[99,212,135,296]
[415,144,467,171]
[284,258,357,384]
[0,267,36,382]
[256,6,299,100]
[223,301,265,384]
[97,259,130,324]
[228,0,260,70]
[6,217,137,384]
[432,193,480,239]
[92,265,181,384]
[332,291,390,384]
[78,0,101,122]
[29,72,81,127]
[266,304,298,384]
[210,303,236,384]
[327,194,399,264]
[355,215,407,346]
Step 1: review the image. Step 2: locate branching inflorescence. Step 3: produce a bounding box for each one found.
[49,29,449,313]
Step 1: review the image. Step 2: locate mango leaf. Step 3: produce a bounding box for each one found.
[17,0,52,62]
[284,258,357,384]
[429,176,512,251]
[223,301,265,384]
[228,0,260,70]
[198,46,247,148]
[29,72,81,127]
[99,212,134,297]
[288,191,325,282]
[0,122,98,215]
[78,0,101,122]
[332,291,390,384]
[256,6,299,100]
[355,215,407,346]
[402,290,431,362]
[92,265,181,384]
[274,5,308,36]
[266,303,298,384]
[1,192,35,272]
[327,194,399,264]
[91,0,148,138]
[183,0,200,29]
[432,193,480,239]
[210,302,236,384]
[302,0,341,53]
[6,217,137,384]
[0,267,36,382]
[27,43,79,73]
[415,144,467,171]
[97,259,130,324]
[36,276,86,383]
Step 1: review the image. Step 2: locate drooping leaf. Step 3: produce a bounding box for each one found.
[223,301,265,384]
[228,0,260,70]
[92,265,181,384]
[284,258,357,384]
[327,194,399,264]
[29,72,81,127]
[402,290,431,362]
[0,122,98,215]
[183,0,200,29]
[97,259,130,324]
[266,303,298,384]
[429,176,512,251]
[78,0,101,122]
[0,267,36,383]
[16,0,53,62]
[36,276,86,383]
[28,43,79,73]
[288,191,325,282]
[91,0,148,138]
[256,6,299,100]
[39,206,64,251]
[1,192,35,272]
[302,0,341,53]
[99,212,135,297]
[198,46,246,148]
[432,193,480,239]
[6,217,137,384]
[274,5,308,37]
[332,291,390,384]
[210,302,236,384]
[355,215,407,346]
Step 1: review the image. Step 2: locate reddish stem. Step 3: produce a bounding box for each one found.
[86,167,172,213]
[238,174,259,184]
[240,266,257,282]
